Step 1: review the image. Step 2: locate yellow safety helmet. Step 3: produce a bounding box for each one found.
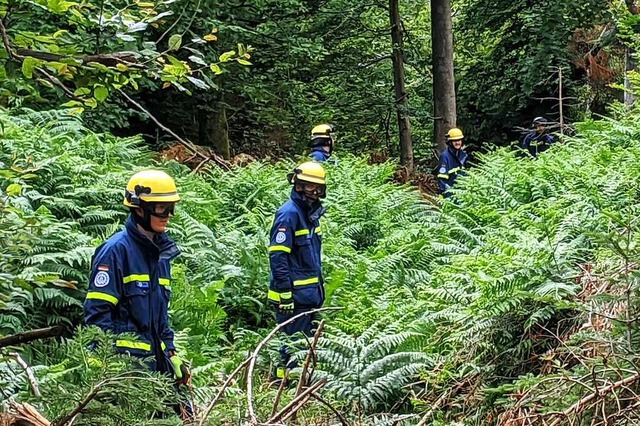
[311,124,335,139]
[446,128,464,141]
[289,161,327,185]
[123,170,180,207]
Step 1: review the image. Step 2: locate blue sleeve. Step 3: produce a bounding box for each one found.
[545,134,556,144]
[436,157,451,193]
[269,211,295,292]
[309,151,325,162]
[521,133,533,150]
[83,246,122,332]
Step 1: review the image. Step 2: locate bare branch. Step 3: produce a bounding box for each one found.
[6,352,41,397]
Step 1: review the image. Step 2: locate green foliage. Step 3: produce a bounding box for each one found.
[0,0,252,111]
[8,104,640,424]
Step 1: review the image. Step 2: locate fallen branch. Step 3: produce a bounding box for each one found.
[246,307,342,425]
[197,358,251,426]
[269,373,288,418]
[6,352,41,397]
[548,372,640,426]
[118,90,231,172]
[9,401,51,426]
[0,325,66,348]
[295,320,325,397]
[267,378,327,424]
[310,392,350,426]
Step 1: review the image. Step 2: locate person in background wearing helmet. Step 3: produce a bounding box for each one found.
[83,170,193,422]
[521,116,555,158]
[309,124,336,163]
[437,128,469,197]
[268,162,327,382]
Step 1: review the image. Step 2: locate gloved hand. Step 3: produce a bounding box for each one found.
[169,352,191,386]
[277,295,294,315]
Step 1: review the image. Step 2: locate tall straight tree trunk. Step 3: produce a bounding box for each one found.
[389,0,414,176]
[625,1,638,106]
[431,0,457,154]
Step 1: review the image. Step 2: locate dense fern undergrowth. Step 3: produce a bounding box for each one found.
[2,106,640,424]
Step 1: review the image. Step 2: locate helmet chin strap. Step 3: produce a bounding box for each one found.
[131,208,155,233]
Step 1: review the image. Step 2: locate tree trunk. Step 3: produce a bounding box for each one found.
[199,104,231,160]
[625,1,638,106]
[431,0,457,154]
[389,0,414,176]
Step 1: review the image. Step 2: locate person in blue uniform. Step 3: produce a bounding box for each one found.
[521,116,555,158]
[83,169,192,421]
[309,124,336,163]
[437,127,469,197]
[267,162,327,380]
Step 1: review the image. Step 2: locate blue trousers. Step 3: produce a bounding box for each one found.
[276,308,317,370]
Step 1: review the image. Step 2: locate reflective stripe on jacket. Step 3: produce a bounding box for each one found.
[268,189,325,308]
[521,131,555,158]
[437,147,468,196]
[83,214,179,358]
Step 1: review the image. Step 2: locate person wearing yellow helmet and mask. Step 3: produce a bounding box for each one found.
[437,128,469,197]
[267,162,327,382]
[309,124,336,163]
[83,170,193,421]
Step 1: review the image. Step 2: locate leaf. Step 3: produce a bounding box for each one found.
[6,183,22,196]
[73,87,91,96]
[209,64,222,75]
[168,34,182,51]
[61,100,83,107]
[148,11,174,23]
[94,86,108,102]
[162,82,171,89]
[21,57,39,79]
[116,33,136,42]
[84,98,98,108]
[186,76,210,90]
[116,63,129,71]
[203,34,218,42]
[237,59,252,66]
[237,43,245,56]
[219,50,236,62]
[188,55,207,66]
[136,1,155,6]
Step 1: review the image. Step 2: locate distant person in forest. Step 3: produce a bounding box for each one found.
[267,161,326,382]
[309,123,336,163]
[521,116,555,158]
[437,127,469,197]
[83,170,193,421]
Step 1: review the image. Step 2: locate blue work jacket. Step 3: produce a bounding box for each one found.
[437,146,469,196]
[309,148,331,162]
[522,131,555,158]
[268,189,325,308]
[84,214,179,359]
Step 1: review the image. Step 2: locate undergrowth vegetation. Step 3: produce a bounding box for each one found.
[3,105,640,424]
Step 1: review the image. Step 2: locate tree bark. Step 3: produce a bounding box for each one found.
[431,0,457,154]
[0,325,65,348]
[625,1,638,106]
[389,0,414,176]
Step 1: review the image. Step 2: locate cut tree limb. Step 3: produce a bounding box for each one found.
[0,325,65,349]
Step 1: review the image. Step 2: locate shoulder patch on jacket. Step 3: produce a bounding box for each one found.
[439,166,446,174]
[278,227,287,232]
[97,265,109,271]
[94,271,110,287]
[275,232,287,243]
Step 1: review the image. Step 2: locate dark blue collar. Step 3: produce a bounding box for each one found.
[290,188,325,220]
[125,214,180,260]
